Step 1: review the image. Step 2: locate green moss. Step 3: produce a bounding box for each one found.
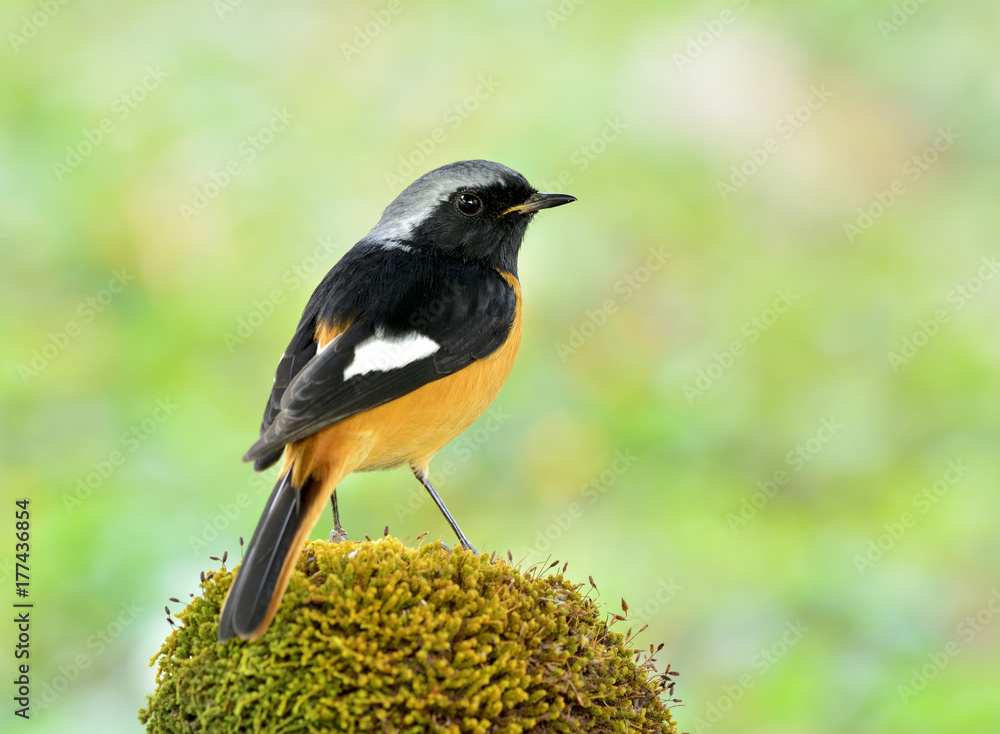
[140,537,678,733]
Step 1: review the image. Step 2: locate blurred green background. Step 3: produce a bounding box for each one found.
[2,1,999,732]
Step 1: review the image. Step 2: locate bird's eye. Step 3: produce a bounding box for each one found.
[456,193,482,216]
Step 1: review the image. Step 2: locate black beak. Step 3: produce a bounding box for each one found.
[502,192,577,216]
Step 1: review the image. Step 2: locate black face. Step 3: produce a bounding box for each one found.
[370,161,575,275]
[412,178,540,275]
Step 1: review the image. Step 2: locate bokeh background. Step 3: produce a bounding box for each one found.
[2,1,999,732]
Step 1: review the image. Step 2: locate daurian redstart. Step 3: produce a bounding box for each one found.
[218,160,575,642]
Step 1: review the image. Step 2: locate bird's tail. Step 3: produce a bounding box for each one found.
[217,466,333,642]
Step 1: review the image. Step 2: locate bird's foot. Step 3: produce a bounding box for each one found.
[453,538,478,554]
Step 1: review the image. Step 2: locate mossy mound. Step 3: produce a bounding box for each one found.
[140,537,678,733]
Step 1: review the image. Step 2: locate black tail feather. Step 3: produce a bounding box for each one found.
[218,472,302,642]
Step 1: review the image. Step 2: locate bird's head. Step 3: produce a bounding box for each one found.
[369,160,576,274]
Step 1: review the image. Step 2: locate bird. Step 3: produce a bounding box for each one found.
[217,160,576,642]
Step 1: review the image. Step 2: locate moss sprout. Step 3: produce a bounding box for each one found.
[140,537,679,733]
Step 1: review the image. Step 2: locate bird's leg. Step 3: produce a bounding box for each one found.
[329,491,349,542]
[411,466,478,554]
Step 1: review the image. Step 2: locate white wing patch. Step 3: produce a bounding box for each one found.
[343,328,439,380]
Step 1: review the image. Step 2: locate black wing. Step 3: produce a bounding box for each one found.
[245,244,516,468]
